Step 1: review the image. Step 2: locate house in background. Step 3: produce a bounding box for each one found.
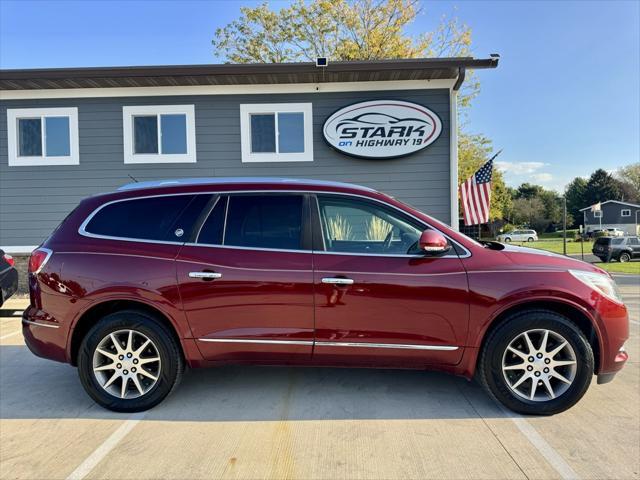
[580,200,640,236]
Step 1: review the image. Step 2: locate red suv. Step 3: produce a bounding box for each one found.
[23,178,629,414]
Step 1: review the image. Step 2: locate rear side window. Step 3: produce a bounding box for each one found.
[611,238,624,245]
[197,196,227,245]
[224,195,304,250]
[84,195,194,241]
[595,237,611,245]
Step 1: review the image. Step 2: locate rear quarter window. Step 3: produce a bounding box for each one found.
[83,195,195,241]
[594,237,612,245]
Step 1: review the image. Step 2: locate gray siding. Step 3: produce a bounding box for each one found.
[0,89,451,247]
[583,202,640,226]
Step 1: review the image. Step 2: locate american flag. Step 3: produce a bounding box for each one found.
[459,153,499,226]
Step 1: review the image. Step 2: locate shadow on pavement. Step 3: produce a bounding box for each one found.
[0,345,504,422]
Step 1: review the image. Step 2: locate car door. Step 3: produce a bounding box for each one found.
[628,237,640,258]
[175,193,315,363]
[311,194,468,367]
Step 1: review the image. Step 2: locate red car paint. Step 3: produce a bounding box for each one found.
[22,179,629,383]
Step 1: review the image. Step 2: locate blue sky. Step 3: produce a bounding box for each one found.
[1,0,638,192]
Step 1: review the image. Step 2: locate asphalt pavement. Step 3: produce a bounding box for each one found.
[1,277,638,480]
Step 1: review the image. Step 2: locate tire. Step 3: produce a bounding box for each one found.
[619,252,631,263]
[78,309,184,412]
[504,237,512,243]
[478,309,593,415]
[527,237,534,242]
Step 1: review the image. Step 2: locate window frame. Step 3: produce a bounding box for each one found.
[239,103,314,163]
[621,209,631,217]
[7,107,79,166]
[594,210,602,218]
[122,105,196,164]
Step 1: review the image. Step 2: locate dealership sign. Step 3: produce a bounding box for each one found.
[323,100,442,159]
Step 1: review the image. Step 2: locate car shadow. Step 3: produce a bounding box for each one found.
[0,345,506,421]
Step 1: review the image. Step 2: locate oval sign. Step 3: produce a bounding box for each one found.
[323,100,442,159]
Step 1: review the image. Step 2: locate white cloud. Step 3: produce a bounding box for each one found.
[495,161,548,174]
[530,173,554,182]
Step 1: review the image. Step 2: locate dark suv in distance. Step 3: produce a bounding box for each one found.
[593,236,640,263]
[23,178,629,414]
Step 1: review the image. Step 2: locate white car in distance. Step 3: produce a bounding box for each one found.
[496,229,538,243]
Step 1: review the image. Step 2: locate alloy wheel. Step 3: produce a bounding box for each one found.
[620,253,630,263]
[92,329,162,399]
[502,329,577,402]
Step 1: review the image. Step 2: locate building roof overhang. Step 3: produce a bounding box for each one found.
[0,56,498,91]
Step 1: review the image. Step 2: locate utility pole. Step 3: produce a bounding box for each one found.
[562,194,567,256]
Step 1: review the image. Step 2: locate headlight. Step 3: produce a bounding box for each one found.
[569,270,623,304]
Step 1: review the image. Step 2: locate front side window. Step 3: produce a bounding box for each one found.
[123,105,195,163]
[83,195,195,241]
[621,209,631,217]
[223,195,305,250]
[317,196,424,255]
[7,108,79,166]
[240,103,313,162]
[628,237,639,245]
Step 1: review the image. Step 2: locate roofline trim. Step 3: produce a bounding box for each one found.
[0,57,498,80]
[579,199,640,211]
[0,78,456,100]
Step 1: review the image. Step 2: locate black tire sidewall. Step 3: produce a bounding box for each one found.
[620,253,630,263]
[77,310,183,412]
[480,311,594,415]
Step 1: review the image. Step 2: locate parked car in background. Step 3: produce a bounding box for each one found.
[606,228,625,237]
[0,249,18,307]
[496,229,538,242]
[593,236,640,262]
[23,178,628,415]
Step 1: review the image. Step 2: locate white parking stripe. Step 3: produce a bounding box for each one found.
[0,330,21,340]
[505,411,580,480]
[66,412,146,480]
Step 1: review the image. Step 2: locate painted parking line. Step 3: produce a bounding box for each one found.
[66,412,147,480]
[0,330,21,340]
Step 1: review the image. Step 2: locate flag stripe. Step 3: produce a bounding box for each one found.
[459,158,494,226]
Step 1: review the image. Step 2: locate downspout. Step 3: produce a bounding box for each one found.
[449,67,465,230]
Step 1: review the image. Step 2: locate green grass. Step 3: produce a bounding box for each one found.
[507,239,593,255]
[593,262,640,274]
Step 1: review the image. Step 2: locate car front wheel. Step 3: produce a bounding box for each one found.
[504,237,511,242]
[479,310,593,415]
[78,310,184,412]
[527,237,534,242]
[619,252,631,263]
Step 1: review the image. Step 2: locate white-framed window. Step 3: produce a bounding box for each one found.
[621,209,631,217]
[594,210,602,218]
[122,105,196,164]
[7,107,79,166]
[240,103,313,163]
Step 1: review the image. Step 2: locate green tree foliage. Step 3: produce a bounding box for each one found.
[458,133,511,221]
[509,184,569,232]
[584,169,622,206]
[212,0,478,107]
[511,197,549,232]
[564,177,588,226]
[615,162,640,203]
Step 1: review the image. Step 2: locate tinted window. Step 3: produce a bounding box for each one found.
[224,195,304,249]
[611,238,624,245]
[628,237,639,245]
[317,196,423,254]
[595,237,612,245]
[197,196,227,245]
[85,195,194,241]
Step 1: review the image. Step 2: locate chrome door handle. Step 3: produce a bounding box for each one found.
[321,277,354,285]
[189,271,223,280]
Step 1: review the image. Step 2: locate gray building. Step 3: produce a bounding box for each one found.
[0,57,498,252]
[580,200,640,236]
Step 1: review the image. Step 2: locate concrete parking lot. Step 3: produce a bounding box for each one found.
[1,275,638,480]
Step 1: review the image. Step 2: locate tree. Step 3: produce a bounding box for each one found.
[615,162,640,203]
[212,0,478,107]
[511,197,549,233]
[458,133,511,222]
[564,177,587,227]
[514,183,544,200]
[584,169,622,206]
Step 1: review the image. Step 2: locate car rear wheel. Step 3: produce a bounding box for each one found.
[78,310,183,412]
[619,252,631,263]
[504,237,511,242]
[527,237,534,242]
[478,310,593,415]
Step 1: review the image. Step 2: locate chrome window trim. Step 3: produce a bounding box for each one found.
[77,189,471,258]
[197,337,458,351]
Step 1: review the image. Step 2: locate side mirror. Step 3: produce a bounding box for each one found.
[419,230,451,255]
